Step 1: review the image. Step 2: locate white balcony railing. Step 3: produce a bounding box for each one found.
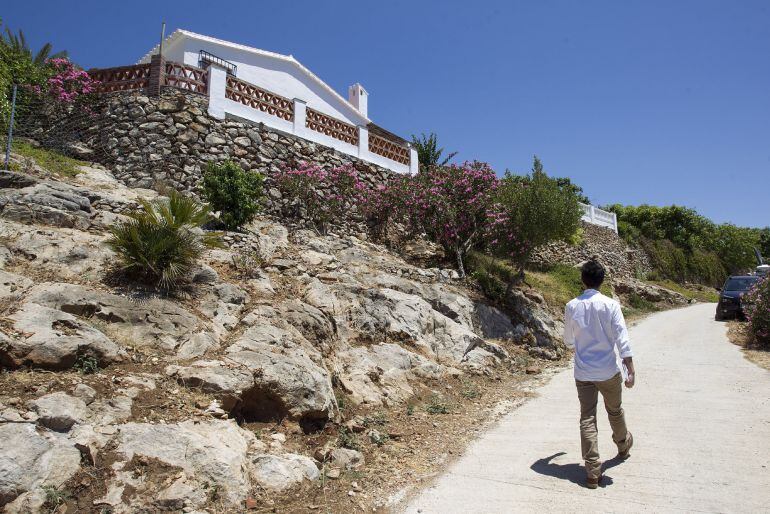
[580,203,618,233]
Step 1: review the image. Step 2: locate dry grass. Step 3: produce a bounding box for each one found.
[726,320,770,371]
[10,141,87,177]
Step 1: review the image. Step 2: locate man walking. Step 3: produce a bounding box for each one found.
[564,259,635,489]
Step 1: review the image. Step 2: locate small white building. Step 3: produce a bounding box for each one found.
[139,29,417,173]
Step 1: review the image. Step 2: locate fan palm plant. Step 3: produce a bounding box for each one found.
[107,190,222,290]
[1,27,67,65]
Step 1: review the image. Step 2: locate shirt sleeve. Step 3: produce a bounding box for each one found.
[563,303,575,348]
[610,302,633,358]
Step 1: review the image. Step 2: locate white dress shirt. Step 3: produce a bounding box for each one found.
[564,289,633,382]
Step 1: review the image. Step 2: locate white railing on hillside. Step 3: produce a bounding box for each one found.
[580,203,618,233]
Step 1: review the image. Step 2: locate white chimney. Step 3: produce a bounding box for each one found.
[348,83,368,118]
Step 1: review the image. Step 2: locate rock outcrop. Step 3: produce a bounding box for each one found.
[0,423,81,510]
[614,278,689,306]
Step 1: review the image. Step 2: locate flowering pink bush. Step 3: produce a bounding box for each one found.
[356,182,392,241]
[275,162,361,233]
[43,58,99,104]
[355,174,414,241]
[397,162,499,277]
[743,276,770,348]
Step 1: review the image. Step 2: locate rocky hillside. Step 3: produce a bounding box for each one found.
[0,155,564,512]
[530,222,652,279]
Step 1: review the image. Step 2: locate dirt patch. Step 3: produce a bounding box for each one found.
[726,320,770,371]
[46,444,122,513]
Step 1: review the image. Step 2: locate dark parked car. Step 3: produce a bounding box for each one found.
[715,275,761,320]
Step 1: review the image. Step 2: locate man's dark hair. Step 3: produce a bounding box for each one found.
[581,259,605,289]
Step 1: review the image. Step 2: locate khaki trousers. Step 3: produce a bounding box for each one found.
[576,372,631,478]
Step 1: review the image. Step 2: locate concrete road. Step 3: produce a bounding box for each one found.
[402,304,770,513]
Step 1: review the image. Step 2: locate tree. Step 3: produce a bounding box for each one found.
[410,132,457,168]
[555,177,590,204]
[509,156,590,203]
[1,26,67,66]
[606,204,711,251]
[605,202,764,285]
[487,162,583,289]
[758,228,770,262]
[704,223,759,275]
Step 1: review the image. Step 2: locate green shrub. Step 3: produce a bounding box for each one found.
[73,353,99,374]
[533,264,611,300]
[471,267,506,302]
[369,430,390,446]
[706,223,758,275]
[743,277,770,348]
[641,238,689,283]
[460,380,481,399]
[687,248,725,287]
[42,485,72,511]
[337,427,361,450]
[107,190,221,289]
[201,160,264,230]
[425,394,450,414]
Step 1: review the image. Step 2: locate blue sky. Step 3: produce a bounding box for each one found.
[4,0,769,227]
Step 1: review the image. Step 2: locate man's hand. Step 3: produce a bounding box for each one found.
[623,357,635,388]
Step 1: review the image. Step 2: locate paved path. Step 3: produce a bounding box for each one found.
[402,304,770,513]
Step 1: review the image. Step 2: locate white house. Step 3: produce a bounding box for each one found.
[139,29,417,173]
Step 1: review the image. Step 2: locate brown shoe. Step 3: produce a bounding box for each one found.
[586,474,602,489]
[617,431,634,460]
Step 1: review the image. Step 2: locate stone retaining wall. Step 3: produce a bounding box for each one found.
[90,89,393,212]
[529,222,652,280]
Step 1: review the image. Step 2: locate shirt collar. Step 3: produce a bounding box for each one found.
[582,289,600,297]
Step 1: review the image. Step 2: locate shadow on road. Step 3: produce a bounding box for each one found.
[530,452,624,488]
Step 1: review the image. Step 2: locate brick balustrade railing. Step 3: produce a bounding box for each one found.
[369,132,410,165]
[225,75,294,121]
[305,107,359,146]
[89,63,152,93]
